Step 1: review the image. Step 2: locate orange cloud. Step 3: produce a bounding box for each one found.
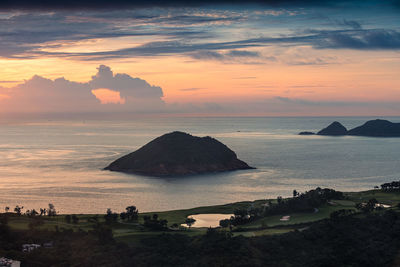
[0,94,10,101]
[91,88,126,104]
[0,65,164,114]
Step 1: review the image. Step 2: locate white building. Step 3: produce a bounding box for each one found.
[22,244,41,253]
[0,257,21,267]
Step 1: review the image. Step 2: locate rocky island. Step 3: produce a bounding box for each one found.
[298,131,315,135]
[299,119,400,137]
[317,121,348,136]
[105,131,253,176]
[347,119,400,137]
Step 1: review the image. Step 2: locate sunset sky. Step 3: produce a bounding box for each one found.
[0,0,399,117]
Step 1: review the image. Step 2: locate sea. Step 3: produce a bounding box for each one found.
[0,116,399,214]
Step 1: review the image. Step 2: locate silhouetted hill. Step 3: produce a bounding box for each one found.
[105,131,253,176]
[347,119,400,137]
[300,119,400,137]
[317,121,348,136]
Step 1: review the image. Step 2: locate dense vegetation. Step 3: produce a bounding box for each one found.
[1,185,399,266]
[381,181,400,191]
[226,187,343,226]
[135,210,400,267]
[1,209,399,266]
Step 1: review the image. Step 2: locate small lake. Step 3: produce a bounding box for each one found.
[182,214,233,228]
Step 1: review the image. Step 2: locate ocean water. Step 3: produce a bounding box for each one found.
[0,116,399,214]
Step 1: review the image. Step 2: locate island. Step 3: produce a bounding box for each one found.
[105,131,253,176]
[347,119,400,137]
[317,121,348,136]
[299,119,400,137]
[298,131,315,135]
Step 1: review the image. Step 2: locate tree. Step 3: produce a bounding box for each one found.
[185,217,196,228]
[14,205,23,215]
[143,214,168,230]
[125,206,139,221]
[27,209,38,217]
[219,219,230,228]
[293,190,298,197]
[72,215,79,224]
[330,209,354,221]
[231,208,252,226]
[356,198,378,213]
[143,215,151,223]
[104,209,118,224]
[4,207,9,213]
[159,219,168,229]
[40,208,47,216]
[250,207,261,218]
[48,203,56,216]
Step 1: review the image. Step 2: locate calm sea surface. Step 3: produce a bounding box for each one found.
[0,117,399,214]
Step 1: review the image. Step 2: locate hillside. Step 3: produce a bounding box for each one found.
[105,131,253,176]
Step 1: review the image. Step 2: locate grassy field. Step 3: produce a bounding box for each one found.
[4,189,399,244]
[346,190,400,205]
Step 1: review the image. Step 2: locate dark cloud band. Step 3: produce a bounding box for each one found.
[1,0,399,10]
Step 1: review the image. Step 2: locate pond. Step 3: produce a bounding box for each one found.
[181,214,233,228]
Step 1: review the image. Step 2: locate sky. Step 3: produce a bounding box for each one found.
[0,0,399,118]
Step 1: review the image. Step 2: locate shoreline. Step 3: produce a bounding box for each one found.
[3,188,397,217]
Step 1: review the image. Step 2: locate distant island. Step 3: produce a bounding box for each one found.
[299,119,400,137]
[105,131,253,176]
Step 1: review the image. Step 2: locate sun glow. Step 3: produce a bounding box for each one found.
[91,88,125,104]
